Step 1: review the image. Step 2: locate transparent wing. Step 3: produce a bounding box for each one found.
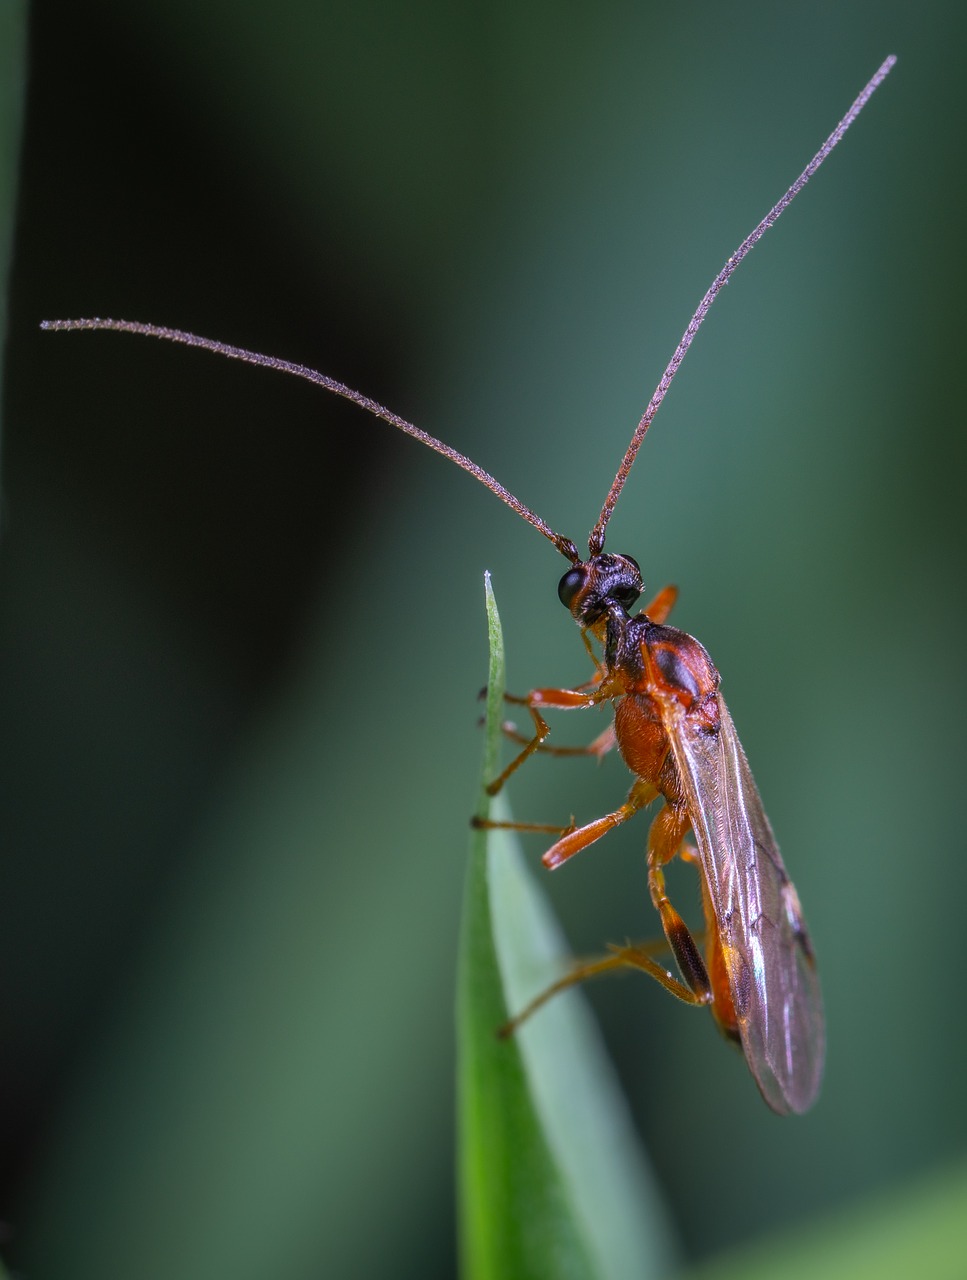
[666,693,825,1114]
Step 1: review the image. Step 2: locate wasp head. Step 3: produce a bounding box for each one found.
[557,553,642,625]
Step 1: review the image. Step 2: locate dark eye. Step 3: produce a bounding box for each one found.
[558,566,586,609]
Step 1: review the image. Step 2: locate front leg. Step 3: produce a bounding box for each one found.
[485,683,612,796]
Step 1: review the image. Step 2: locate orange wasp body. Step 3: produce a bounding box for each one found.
[43,56,895,1113]
[487,562,824,1114]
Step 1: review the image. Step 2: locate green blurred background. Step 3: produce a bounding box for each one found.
[2,2,965,1277]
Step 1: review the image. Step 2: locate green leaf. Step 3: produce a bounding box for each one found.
[457,573,677,1280]
[685,1157,967,1280]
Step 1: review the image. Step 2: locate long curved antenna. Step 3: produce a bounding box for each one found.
[39,317,581,565]
[587,54,896,557]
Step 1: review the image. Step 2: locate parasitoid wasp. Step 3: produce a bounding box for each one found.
[42,55,895,1114]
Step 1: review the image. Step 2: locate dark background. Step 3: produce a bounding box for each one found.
[2,3,965,1278]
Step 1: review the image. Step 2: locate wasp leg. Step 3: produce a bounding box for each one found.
[484,586,674,788]
[499,938,704,1037]
[646,802,712,1003]
[499,720,616,760]
[472,815,575,837]
[642,583,678,624]
[477,774,655,854]
[484,686,608,796]
[687,840,740,1042]
[540,778,658,869]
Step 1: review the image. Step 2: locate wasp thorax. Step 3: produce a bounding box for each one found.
[557,553,643,624]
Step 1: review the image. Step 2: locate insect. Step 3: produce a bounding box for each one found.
[42,56,895,1113]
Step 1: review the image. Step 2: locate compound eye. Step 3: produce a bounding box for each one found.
[558,566,587,610]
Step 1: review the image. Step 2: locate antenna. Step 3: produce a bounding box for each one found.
[41,56,894,569]
[39,317,580,564]
[587,54,895,555]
